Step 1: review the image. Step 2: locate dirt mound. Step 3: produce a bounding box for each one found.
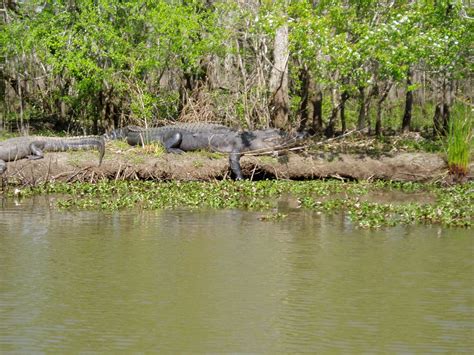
[2,144,472,186]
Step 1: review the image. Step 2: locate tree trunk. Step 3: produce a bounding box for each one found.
[375,100,383,136]
[56,79,70,129]
[235,38,251,128]
[326,85,340,137]
[17,74,25,133]
[443,79,454,134]
[401,67,413,133]
[433,103,443,135]
[433,78,444,136]
[269,25,289,129]
[375,82,392,137]
[357,86,371,131]
[434,100,451,137]
[298,67,323,134]
[340,91,349,133]
[433,77,454,136]
[92,90,104,135]
[312,86,323,134]
[298,66,310,132]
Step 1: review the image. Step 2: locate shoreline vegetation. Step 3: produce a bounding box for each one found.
[1,134,472,229]
[9,179,474,229]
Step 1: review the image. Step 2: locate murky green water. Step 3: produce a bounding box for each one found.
[0,195,473,352]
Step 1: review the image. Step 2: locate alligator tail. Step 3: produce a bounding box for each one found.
[78,136,105,165]
[95,137,105,165]
[43,136,106,165]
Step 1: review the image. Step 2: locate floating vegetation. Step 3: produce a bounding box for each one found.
[258,212,288,222]
[16,180,474,228]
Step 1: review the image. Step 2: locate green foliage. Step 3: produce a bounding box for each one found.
[289,0,467,88]
[418,1,473,79]
[1,0,223,128]
[446,105,473,177]
[0,0,471,136]
[19,180,474,228]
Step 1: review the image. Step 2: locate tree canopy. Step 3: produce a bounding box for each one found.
[0,0,472,136]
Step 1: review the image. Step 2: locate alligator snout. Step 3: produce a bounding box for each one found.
[295,131,310,140]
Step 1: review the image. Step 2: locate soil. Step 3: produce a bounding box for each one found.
[1,142,472,186]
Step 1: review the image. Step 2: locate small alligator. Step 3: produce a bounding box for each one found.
[0,135,105,175]
[105,123,302,179]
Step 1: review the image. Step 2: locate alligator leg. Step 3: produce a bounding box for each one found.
[164,132,185,154]
[0,160,6,175]
[229,152,243,180]
[26,142,45,160]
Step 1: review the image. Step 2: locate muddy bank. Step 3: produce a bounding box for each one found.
[2,145,472,186]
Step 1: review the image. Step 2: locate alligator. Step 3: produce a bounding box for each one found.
[105,123,303,179]
[0,135,105,175]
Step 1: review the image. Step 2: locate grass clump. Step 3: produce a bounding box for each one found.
[141,142,166,157]
[108,139,131,151]
[446,106,473,180]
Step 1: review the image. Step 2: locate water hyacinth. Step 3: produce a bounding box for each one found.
[15,180,474,229]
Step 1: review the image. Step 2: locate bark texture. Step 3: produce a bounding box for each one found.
[269,25,289,129]
[401,67,413,133]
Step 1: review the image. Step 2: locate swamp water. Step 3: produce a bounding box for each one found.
[0,195,472,352]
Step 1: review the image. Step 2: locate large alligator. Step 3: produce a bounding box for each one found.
[0,135,105,175]
[105,123,303,179]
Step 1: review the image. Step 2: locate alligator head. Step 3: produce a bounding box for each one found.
[239,128,304,153]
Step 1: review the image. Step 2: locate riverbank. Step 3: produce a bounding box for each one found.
[1,137,473,185]
[1,135,473,228]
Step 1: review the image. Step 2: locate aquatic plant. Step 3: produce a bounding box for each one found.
[258,212,288,222]
[18,180,473,228]
[445,106,473,179]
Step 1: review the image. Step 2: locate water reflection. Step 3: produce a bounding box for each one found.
[0,196,472,352]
